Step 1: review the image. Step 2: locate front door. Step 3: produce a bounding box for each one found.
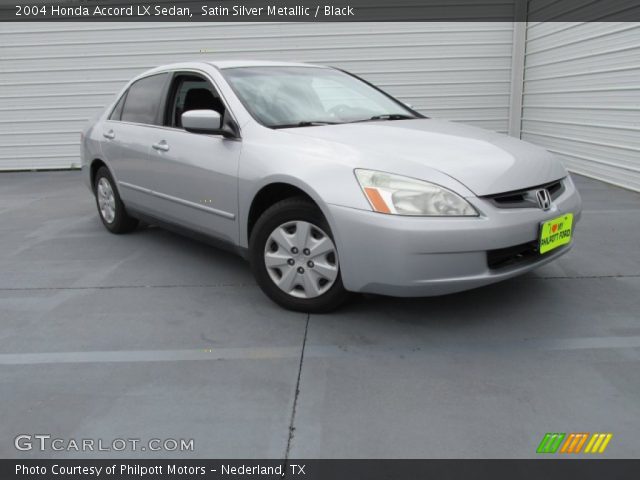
[146,73,241,244]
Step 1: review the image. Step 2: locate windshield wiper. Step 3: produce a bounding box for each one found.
[357,114,417,122]
[271,115,416,128]
[271,121,338,129]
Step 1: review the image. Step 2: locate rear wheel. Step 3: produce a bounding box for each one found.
[250,197,350,312]
[94,166,138,234]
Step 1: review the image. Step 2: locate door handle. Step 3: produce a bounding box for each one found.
[103,130,115,140]
[152,141,169,152]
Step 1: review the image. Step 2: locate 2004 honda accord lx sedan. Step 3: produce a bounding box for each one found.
[81,60,582,312]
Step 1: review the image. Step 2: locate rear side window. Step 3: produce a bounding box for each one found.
[109,92,127,120]
[121,73,168,125]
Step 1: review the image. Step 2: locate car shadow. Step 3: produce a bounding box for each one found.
[130,221,251,272]
[335,274,557,330]
[118,220,563,333]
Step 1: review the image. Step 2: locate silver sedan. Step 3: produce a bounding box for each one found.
[81,60,582,311]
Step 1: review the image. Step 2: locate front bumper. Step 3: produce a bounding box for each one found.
[327,176,582,296]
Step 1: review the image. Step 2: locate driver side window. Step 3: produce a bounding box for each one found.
[166,74,226,129]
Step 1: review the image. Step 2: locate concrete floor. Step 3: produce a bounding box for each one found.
[0,171,639,459]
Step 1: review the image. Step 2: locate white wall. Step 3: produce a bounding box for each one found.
[521,22,640,191]
[0,22,515,170]
[3,21,639,193]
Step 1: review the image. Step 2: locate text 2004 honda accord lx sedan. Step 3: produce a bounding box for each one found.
[81,60,582,312]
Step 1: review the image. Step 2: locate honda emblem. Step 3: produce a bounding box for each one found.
[536,188,552,210]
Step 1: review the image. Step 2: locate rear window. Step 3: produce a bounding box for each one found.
[121,73,168,125]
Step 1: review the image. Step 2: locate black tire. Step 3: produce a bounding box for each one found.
[93,166,138,234]
[249,197,351,313]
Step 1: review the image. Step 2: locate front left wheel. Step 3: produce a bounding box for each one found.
[249,197,350,312]
[93,166,138,234]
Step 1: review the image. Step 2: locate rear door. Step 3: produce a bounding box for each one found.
[146,72,241,244]
[100,73,169,212]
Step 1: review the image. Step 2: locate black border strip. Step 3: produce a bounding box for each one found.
[3,0,640,22]
[3,459,640,479]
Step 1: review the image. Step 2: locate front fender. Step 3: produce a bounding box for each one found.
[238,173,343,249]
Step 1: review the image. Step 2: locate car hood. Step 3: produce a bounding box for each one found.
[282,119,566,196]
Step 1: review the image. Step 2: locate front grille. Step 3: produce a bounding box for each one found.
[487,240,540,270]
[484,179,565,209]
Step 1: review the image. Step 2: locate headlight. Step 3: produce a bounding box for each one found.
[355,169,478,216]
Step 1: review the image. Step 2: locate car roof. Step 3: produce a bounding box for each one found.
[207,59,329,70]
[130,60,331,85]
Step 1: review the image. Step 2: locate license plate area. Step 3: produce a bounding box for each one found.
[539,213,573,254]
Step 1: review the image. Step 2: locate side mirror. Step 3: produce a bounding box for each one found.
[181,110,222,134]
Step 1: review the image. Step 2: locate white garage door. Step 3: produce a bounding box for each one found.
[0,22,515,170]
[521,22,640,191]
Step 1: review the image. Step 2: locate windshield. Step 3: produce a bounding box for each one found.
[221,66,420,128]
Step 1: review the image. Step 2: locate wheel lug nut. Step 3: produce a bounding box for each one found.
[297,267,305,274]
[303,248,311,255]
[287,259,295,266]
[291,247,299,254]
[307,261,314,268]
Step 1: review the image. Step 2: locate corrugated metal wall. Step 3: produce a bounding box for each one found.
[0,22,515,170]
[521,22,640,191]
